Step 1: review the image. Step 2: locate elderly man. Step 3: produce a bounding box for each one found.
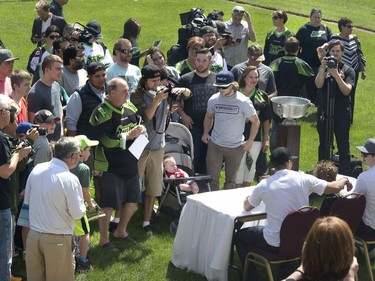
[0,49,19,96]
[353,139,375,241]
[31,0,66,45]
[0,95,31,281]
[223,5,256,68]
[106,38,141,94]
[24,137,85,281]
[202,70,259,190]
[66,61,106,138]
[235,147,352,281]
[90,78,146,249]
[28,55,64,141]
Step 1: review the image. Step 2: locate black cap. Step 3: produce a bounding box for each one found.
[141,64,161,79]
[86,21,103,39]
[33,109,60,124]
[270,147,290,166]
[87,61,105,75]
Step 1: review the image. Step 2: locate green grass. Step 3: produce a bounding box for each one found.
[3,0,375,280]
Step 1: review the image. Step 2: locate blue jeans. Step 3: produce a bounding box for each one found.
[0,208,12,281]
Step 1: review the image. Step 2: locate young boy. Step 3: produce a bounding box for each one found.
[72,135,103,272]
[32,109,59,166]
[10,69,31,123]
[163,155,199,194]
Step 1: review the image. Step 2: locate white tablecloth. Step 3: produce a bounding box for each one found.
[171,186,266,281]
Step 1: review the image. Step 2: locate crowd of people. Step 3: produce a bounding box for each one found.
[0,0,371,280]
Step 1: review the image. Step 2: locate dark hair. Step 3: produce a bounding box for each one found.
[238,66,259,89]
[273,10,288,24]
[63,45,83,65]
[338,17,352,32]
[328,39,344,52]
[284,37,299,54]
[44,25,61,38]
[53,36,68,54]
[310,8,322,17]
[122,18,141,40]
[143,47,166,67]
[207,10,224,20]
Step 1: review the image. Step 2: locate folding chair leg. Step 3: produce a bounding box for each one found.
[264,261,274,281]
[363,243,374,281]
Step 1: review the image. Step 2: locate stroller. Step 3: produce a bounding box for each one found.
[157,122,211,233]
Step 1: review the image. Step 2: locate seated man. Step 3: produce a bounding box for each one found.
[235,147,352,281]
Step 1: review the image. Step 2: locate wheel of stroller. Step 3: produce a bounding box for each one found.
[170,219,179,234]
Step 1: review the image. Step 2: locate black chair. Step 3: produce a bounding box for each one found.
[243,206,319,281]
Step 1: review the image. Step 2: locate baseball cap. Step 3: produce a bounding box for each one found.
[141,64,161,79]
[75,135,99,149]
[86,21,103,39]
[248,44,265,62]
[0,49,19,63]
[270,147,291,166]
[356,139,375,154]
[232,6,245,14]
[33,109,60,124]
[200,26,217,37]
[87,61,105,75]
[16,122,33,134]
[213,70,234,87]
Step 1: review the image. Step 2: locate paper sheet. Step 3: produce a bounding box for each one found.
[129,134,149,159]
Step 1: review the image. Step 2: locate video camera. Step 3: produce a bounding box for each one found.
[72,22,96,44]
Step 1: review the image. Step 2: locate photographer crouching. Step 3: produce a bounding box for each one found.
[315,39,355,176]
[130,64,191,234]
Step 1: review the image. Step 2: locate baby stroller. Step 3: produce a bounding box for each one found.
[157,122,211,233]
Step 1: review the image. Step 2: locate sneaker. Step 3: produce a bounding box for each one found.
[143,224,156,235]
[76,259,93,273]
[108,221,118,233]
[86,205,106,222]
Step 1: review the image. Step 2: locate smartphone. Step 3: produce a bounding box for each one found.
[152,39,162,48]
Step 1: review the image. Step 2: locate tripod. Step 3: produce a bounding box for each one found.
[322,76,335,161]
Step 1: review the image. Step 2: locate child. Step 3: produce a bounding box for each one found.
[10,69,31,123]
[163,155,199,194]
[32,109,59,166]
[71,135,102,272]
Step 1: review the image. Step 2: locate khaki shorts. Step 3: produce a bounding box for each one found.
[138,149,164,197]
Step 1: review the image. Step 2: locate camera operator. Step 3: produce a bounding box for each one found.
[130,64,191,235]
[315,39,355,176]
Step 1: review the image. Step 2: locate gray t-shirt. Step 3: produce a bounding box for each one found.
[59,66,87,97]
[207,91,256,147]
[28,80,63,141]
[32,136,52,166]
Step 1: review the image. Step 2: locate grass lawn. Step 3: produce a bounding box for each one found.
[2,0,374,280]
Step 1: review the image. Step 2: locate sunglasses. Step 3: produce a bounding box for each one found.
[49,35,59,40]
[233,10,245,14]
[346,25,354,29]
[120,48,133,55]
[272,16,280,20]
[361,152,372,158]
[217,85,230,90]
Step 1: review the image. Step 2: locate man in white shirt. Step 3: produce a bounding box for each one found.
[24,137,85,281]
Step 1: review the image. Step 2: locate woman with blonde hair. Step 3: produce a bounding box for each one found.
[284,216,358,281]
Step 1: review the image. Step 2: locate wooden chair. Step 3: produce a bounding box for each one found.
[243,206,319,281]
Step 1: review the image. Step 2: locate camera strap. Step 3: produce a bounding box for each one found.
[152,108,172,134]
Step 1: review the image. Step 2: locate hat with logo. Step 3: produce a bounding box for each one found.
[87,61,105,75]
[33,109,60,124]
[16,122,33,134]
[356,139,375,154]
[86,21,103,39]
[248,44,265,62]
[75,135,99,149]
[270,147,291,166]
[141,64,161,79]
[213,70,234,87]
[200,26,217,37]
[232,6,245,14]
[0,49,19,63]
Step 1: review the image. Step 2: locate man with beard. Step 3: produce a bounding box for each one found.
[66,61,106,139]
[177,48,217,174]
[200,26,226,73]
[60,45,87,97]
[106,38,141,95]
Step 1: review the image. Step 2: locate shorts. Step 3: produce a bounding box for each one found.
[94,172,140,210]
[138,149,164,197]
[73,214,90,236]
